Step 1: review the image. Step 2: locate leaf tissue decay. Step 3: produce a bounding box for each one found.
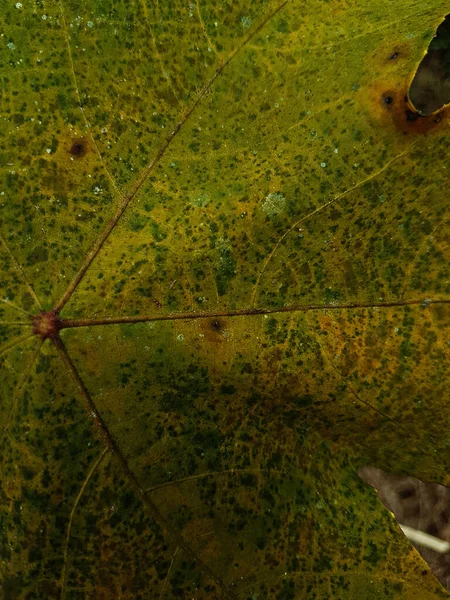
[1,1,450,598]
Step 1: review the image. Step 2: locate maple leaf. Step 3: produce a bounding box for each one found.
[1,0,450,598]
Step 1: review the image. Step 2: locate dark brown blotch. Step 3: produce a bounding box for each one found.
[69,139,87,158]
[210,319,222,331]
[405,109,421,122]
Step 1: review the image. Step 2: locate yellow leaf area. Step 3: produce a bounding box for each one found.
[1,0,450,598]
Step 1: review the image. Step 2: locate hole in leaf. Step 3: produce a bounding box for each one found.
[359,466,450,591]
[409,14,450,115]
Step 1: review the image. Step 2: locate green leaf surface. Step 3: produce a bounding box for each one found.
[2,0,450,598]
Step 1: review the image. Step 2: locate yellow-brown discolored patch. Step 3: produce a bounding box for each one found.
[367,78,447,136]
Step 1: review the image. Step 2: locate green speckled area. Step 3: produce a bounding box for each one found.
[2,0,450,598]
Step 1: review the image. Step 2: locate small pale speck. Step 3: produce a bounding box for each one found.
[320,162,327,168]
[177,334,184,341]
[15,2,22,8]
[45,148,51,154]
[87,20,94,28]
[7,42,15,50]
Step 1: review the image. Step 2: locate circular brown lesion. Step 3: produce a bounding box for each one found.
[210,319,223,331]
[69,139,87,158]
[33,311,61,340]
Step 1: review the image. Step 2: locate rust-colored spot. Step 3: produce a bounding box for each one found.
[368,79,446,135]
[33,311,61,340]
[198,318,228,343]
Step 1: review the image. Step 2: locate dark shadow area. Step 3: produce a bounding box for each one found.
[409,15,450,115]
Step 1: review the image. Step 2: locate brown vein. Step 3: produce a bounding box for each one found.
[53,334,236,599]
[58,297,450,329]
[53,0,289,314]
[60,447,109,600]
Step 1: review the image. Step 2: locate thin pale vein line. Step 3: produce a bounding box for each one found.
[400,223,439,299]
[53,335,236,598]
[139,0,182,105]
[331,357,398,424]
[0,233,42,309]
[58,298,450,329]
[158,547,180,600]
[53,0,289,314]
[196,0,219,56]
[1,337,44,439]
[0,298,34,318]
[311,325,399,424]
[0,332,34,359]
[59,2,121,196]
[145,468,260,494]
[60,447,109,600]
[251,142,417,306]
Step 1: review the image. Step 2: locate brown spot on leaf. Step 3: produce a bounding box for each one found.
[368,79,447,135]
[198,318,228,344]
[405,109,420,122]
[210,319,222,331]
[69,139,87,158]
